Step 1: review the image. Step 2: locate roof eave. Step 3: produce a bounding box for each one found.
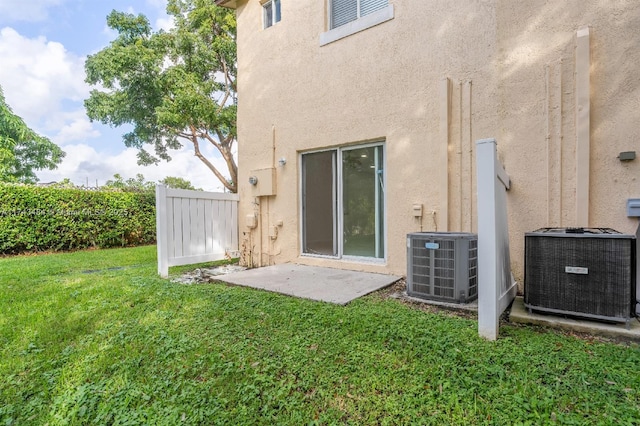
[215,0,237,9]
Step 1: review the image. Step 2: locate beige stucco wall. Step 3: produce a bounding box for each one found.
[233,0,640,284]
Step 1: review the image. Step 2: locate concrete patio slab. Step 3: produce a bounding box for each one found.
[510,297,640,341]
[218,263,401,305]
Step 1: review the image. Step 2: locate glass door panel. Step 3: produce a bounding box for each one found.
[342,146,384,258]
[302,151,336,256]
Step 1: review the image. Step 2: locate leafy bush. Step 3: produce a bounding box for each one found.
[0,184,155,254]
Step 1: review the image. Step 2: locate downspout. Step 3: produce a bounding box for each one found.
[575,27,590,227]
[438,77,451,232]
[467,80,473,232]
[458,80,463,231]
[545,64,551,224]
[557,59,563,226]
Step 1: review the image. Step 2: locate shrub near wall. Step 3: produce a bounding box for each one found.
[0,184,156,254]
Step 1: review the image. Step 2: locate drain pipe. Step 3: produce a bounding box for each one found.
[268,125,277,265]
[272,125,276,170]
[258,199,262,268]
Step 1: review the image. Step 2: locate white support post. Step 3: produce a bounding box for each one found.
[477,139,499,340]
[476,138,516,341]
[156,184,169,278]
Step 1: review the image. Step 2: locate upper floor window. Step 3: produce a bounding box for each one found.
[331,0,388,29]
[263,0,281,29]
[320,0,393,46]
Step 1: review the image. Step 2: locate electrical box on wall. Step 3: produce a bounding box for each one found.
[245,214,257,229]
[627,199,640,217]
[249,168,276,196]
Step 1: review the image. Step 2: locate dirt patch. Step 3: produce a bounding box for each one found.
[172,264,247,285]
[371,277,478,320]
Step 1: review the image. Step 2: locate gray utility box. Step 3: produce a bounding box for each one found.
[407,232,478,303]
[525,228,636,326]
[627,199,640,217]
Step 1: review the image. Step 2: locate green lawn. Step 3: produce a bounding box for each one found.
[1,246,639,425]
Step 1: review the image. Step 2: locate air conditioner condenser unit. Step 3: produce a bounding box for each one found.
[525,227,636,326]
[406,232,478,303]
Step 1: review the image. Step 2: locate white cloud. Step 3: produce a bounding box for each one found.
[0,0,65,22]
[36,143,233,192]
[0,27,89,128]
[146,0,167,10]
[101,24,118,40]
[155,16,174,31]
[53,111,100,144]
[143,0,174,31]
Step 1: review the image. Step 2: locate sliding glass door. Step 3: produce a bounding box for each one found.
[302,143,384,260]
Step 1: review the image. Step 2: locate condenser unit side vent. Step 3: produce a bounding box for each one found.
[407,232,478,303]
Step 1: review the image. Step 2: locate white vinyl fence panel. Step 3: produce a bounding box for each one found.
[156,185,239,278]
[476,138,518,340]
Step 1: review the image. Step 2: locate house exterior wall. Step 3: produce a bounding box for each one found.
[232,0,640,283]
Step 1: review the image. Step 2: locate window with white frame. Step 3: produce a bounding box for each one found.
[331,0,388,29]
[263,0,281,29]
[320,0,393,46]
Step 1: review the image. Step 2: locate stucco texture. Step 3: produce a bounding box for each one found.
[232,0,640,284]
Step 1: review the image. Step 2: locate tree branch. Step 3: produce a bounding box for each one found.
[200,130,237,190]
[190,133,235,192]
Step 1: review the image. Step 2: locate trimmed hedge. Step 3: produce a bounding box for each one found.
[0,184,156,254]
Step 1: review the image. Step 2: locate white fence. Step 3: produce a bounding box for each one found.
[156,185,239,278]
[476,138,518,340]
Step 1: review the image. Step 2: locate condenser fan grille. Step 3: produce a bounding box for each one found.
[407,233,478,303]
[524,228,636,325]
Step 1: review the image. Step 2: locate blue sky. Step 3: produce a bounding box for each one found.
[0,0,227,190]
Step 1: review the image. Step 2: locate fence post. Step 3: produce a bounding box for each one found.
[156,184,169,278]
[476,138,514,341]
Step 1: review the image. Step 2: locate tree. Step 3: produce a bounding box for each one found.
[50,178,78,189]
[104,173,155,192]
[84,0,237,192]
[0,86,65,183]
[159,176,200,190]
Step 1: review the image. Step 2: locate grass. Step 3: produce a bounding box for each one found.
[1,246,639,425]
